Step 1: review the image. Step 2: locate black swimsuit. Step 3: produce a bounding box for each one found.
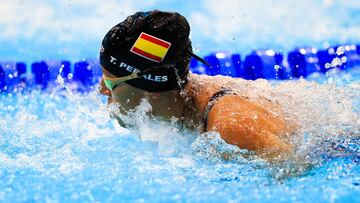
[202,89,238,131]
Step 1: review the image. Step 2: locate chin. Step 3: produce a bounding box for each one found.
[107,96,113,105]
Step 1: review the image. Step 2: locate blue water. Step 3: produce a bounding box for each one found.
[1,0,360,201]
[0,67,359,202]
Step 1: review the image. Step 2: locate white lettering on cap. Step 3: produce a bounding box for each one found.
[110,56,117,64]
[119,62,127,68]
[109,56,168,82]
[142,74,168,82]
[126,65,134,72]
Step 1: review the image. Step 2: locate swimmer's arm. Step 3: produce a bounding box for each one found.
[206,95,293,161]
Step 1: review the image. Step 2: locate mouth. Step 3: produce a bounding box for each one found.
[107,96,113,105]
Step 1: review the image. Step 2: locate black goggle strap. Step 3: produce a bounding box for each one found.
[187,49,211,67]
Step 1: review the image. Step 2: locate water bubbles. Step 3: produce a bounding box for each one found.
[192,132,255,162]
[341,56,347,63]
[332,57,343,67]
[325,63,331,69]
[0,70,359,201]
[224,62,231,67]
[56,75,65,85]
[336,46,345,55]
[67,73,73,80]
[274,65,281,71]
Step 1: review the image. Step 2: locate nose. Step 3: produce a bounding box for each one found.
[99,78,111,96]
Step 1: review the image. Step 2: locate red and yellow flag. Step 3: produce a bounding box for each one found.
[130,32,171,63]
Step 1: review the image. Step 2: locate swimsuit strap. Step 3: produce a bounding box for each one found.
[203,88,237,131]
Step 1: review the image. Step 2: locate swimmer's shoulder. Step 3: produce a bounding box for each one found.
[185,75,223,112]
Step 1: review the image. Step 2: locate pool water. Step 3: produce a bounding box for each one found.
[0,67,359,202]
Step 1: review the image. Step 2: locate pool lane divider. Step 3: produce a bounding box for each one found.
[1,44,360,93]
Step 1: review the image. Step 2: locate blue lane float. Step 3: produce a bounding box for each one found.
[16,62,27,80]
[231,54,243,77]
[31,60,72,88]
[1,43,359,93]
[202,52,243,77]
[49,60,72,82]
[0,62,27,92]
[317,48,335,73]
[335,45,360,69]
[288,48,321,78]
[73,59,102,86]
[243,50,290,80]
[31,61,50,87]
[316,45,360,72]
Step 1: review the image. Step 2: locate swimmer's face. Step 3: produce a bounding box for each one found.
[99,66,161,112]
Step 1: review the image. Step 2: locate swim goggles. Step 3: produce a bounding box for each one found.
[102,64,173,91]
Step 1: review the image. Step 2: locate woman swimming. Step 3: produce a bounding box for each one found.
[98,10,296,160]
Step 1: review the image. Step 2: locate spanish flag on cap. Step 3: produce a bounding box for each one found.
[130,32,171,63]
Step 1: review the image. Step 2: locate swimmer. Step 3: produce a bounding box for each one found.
[98,10,296,160]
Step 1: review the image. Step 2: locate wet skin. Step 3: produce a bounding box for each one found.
[99,67,295,160]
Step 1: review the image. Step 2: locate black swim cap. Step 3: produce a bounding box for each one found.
[100,10,193,92]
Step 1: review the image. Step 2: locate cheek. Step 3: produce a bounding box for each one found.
[111,86,128,101]
[111,86,135,104]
